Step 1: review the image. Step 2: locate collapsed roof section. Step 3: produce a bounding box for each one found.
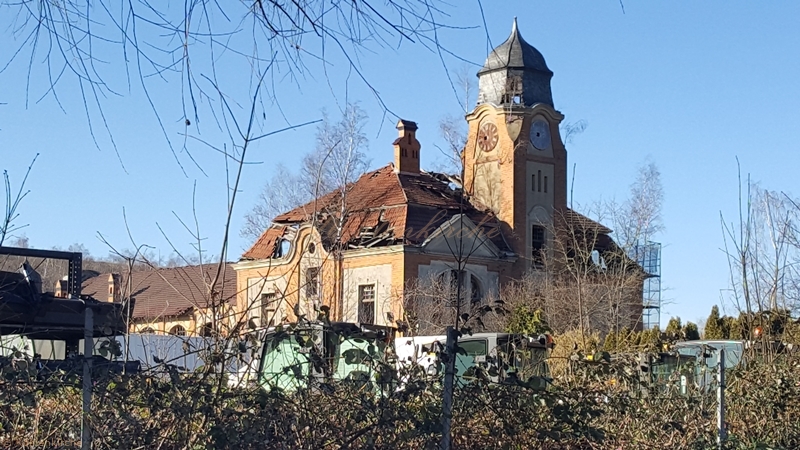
[241,165,513,259]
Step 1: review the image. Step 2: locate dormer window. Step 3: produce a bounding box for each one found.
[274,239,291,258]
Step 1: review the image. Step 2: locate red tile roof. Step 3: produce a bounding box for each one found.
[81,264,237,320]
[242,225,287,260]
[243,164,511,259]
[243,163,615,261]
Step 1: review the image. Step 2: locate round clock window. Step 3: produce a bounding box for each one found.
[477,121,499,152]
[530,120,550,150]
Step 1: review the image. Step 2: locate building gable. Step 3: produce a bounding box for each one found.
[420,214,501,259]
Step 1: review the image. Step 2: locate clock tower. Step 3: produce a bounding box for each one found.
[463,19,568,273]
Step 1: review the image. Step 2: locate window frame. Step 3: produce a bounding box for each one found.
[305,267,320,298]
[358,284,376,324]
[261,292,278,327]
[531,225,546,269]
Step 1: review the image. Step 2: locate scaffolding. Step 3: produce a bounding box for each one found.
[632,241,662,330]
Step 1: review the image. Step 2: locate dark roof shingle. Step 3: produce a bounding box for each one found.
[81,264,237,320]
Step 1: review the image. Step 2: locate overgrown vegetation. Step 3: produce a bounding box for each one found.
[2,338,800,449]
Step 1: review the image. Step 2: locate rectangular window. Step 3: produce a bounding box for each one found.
[358,284,376,324]
[531,174,535,192]
[544,176,548,193]
[532,225,545,268]
[537,170,542,192]
[306,267,320,297]
[261,293,278,327]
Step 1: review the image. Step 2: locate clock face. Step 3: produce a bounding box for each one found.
[530,119,550,150]
[477,121,499,152]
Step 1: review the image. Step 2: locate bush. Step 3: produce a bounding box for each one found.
[3,343,800,449]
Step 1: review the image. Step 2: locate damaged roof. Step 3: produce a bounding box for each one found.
[243,164,511,260]
[243,164,616,262]
[559,209,613,235]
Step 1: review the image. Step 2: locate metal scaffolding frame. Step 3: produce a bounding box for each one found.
[632,241,662,330]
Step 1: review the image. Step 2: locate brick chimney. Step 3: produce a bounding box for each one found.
[108,273,122,302]
[393,119,420,175]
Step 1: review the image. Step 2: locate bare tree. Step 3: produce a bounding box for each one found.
[432,65,474,177]
[1,155,37,246]
[538,208,644,342]
[1,2,455,170]
[434,116,468,177]
[721,162,800,342]
[241,104,370,241]
[606,159,664,250]
[240,166,309,241]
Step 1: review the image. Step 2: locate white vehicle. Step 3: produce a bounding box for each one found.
[1,335,65,360]
[2,333,226,372]
[395,332,553,385]
[91,334,221,372]
[229,322,396,392]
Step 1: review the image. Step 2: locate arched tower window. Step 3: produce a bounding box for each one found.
[531,225,546,269]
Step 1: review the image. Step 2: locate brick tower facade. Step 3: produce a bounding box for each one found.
[463,19,568,276]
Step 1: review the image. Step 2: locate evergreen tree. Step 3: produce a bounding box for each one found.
[665,317,682,338]
[629,330,643,347]
[640,327,660,351]
[721,315,742,340]
[506,306,551,336]
[618,327,632,351]
[704,305,724,339]
[603,331,618,352]
[683,322,700,340]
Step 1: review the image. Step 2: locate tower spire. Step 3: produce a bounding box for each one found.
[476,19,554,107]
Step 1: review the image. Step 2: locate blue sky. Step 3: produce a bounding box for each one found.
[2,2,799,326]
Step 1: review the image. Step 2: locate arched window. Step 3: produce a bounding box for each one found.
[437,270,484,306]
[591,249,607,271]
[274,239,291,258]
[140,327,155,334]
[531,225,546,269]
[169,325,186,336]
[470,275,483,305]
[198,323,214,337]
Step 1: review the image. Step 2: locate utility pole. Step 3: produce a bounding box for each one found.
[82,305,94,450]
[717,347,726,450]
[440,326,457,450]
[441,246,465,450]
